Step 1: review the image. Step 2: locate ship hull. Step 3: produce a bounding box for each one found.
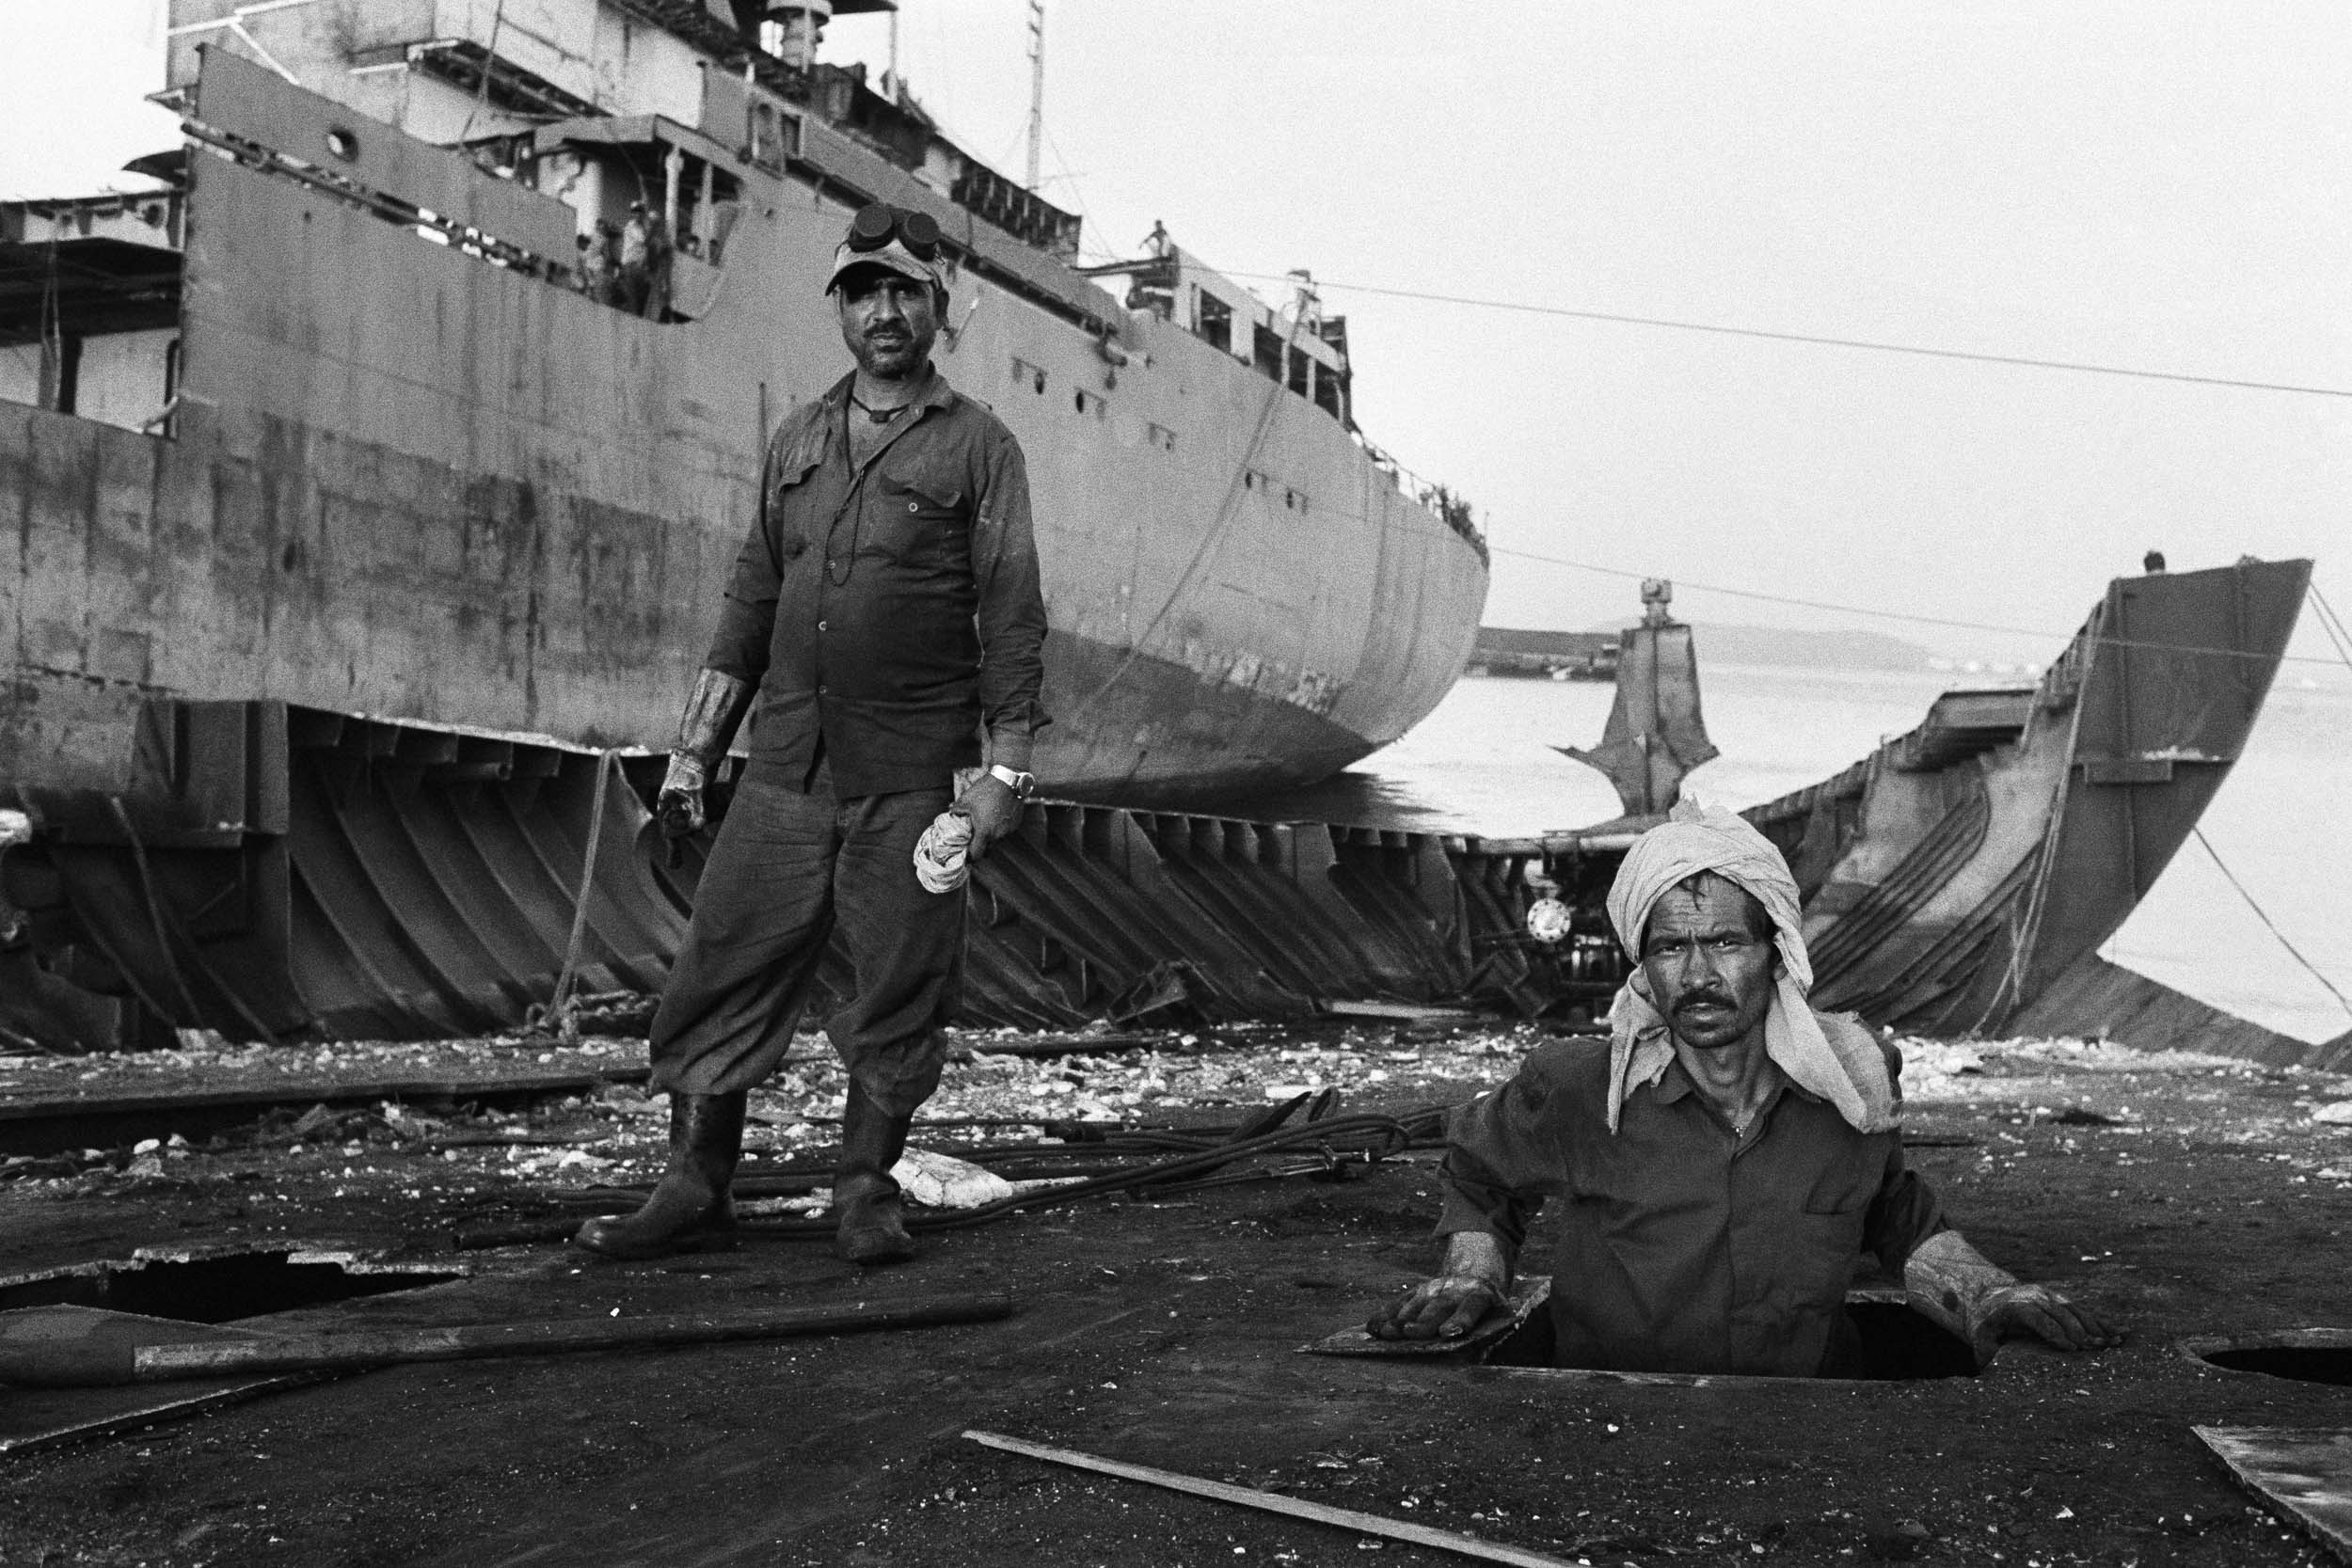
[1,49,1485,815]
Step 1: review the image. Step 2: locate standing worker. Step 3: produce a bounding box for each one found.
[642,205,675,320]
[616,201,652,315]
[577,203,1048,1265]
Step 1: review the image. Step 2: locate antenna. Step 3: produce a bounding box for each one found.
[1025,0,1045,191]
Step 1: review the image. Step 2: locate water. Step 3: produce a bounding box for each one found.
[1232,666,2352,1046]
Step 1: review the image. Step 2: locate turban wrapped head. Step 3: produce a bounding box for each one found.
[1602,799,1899,1134]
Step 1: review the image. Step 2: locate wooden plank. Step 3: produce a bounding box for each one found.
[964,1430,1582,1568]
[2194,1426,2352,1563]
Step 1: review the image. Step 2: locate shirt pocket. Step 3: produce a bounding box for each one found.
[1799,1165,1881,1217]
[769,454,820,560]
[870,465,965,563]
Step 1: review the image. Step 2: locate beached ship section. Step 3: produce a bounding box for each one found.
[1742,557,2312,1037]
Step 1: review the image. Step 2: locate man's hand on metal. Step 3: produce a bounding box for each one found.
[1366,1229,1508,1340]
[658,752,708,840]
[1366,1275,1502,1340]
[1905,1229,2123,1363]
[1975,1283,2122,1352]
[957,770,1025,860]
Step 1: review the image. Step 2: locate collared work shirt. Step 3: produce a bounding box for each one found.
[706,369,1048,798]
[1436,1035,1946,1377]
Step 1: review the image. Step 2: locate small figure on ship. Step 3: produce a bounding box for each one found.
[577,203,1049,1267]
[1369,801,2122,1374]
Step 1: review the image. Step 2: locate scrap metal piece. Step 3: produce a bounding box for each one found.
[0,1295,1017,1387]
[963,1429,1583,1567]
[2194,1426,2352,1563]
[0,1305,324,1454]
[0,1054,649,1159]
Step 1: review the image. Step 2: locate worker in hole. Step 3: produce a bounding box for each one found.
[577,202,1046,1267]
[1369,801,2122,1374]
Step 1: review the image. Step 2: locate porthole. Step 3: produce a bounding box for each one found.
[325,127,361,162]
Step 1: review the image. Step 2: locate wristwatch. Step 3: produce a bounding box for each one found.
[986,764,1038,800]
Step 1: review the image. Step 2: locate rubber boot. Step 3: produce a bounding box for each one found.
[833,1080,916,1264]
[573,1091,745,1259]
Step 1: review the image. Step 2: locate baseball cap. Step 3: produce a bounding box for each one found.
[826,236,945,294]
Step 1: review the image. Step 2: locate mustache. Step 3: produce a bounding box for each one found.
[1673,991,1738,1014]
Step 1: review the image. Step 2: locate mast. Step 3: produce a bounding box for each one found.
[1025,0,1045,191]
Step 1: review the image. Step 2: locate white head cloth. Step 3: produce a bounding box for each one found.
[1602,799,1899,1135]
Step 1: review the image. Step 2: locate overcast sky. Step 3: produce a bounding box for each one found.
[5,0,2347,668]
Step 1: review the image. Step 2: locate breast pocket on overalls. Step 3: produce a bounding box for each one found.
[771,455,821,562]
[870,465,964,564]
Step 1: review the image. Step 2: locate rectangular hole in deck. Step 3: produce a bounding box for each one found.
[1482,1292,1981,1381]
[0,1251,464,1325]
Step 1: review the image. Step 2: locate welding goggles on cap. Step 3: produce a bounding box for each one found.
[826,202,948,295]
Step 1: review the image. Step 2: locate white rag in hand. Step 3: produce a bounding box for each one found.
[913,808,975,894]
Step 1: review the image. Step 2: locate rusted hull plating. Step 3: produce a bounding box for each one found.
[1,701,1565,1050]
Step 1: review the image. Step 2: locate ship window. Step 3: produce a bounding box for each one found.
[1286,489,1305,513]
[1194,291,1232,353]
[1146,421,1175,452]
[1252,324,1284,382]
[325,127,360,162]
[748,103,788,170]
[1011,356,1047,394]
[1073,388,1105,419]
[1312,366,1343,419]
[1287,347,1311,398]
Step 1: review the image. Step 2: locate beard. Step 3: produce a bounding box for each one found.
[850,321,934,379]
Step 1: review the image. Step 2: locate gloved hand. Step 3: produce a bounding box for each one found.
[1976,1283,2123,1352]
[657,751,707,841]
[1366,1275,1503,1340]
[1904,1228,2123,1364]
[955,771,1024,861]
